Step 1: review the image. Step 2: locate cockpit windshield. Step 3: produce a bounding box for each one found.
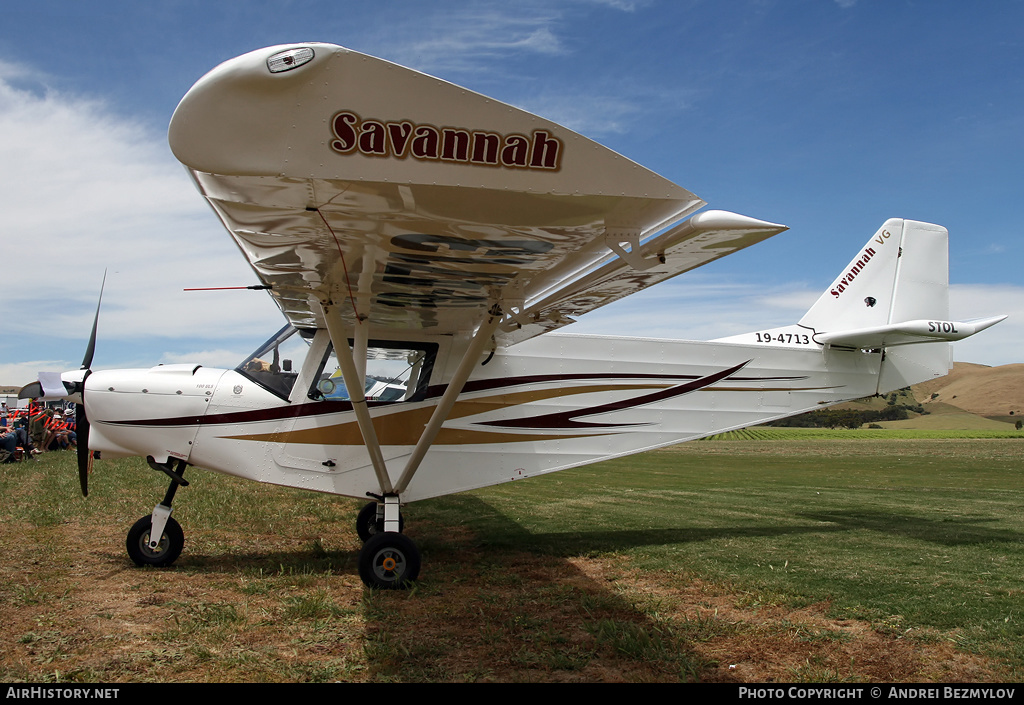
[311,341,436,403]
[235,325,312,400]
[237,325,437,404]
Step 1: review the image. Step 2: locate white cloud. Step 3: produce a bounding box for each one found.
[0,360,75,390]
[158,348,256,371]
[949,283,1022,367]
[0,63,283,380]
[378,6,566,75]
[585,0,648,10]
[562,274,818,341]
[514,90,653,137]
[355,3,686,139]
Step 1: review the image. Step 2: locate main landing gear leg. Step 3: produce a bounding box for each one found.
[338,306,503,590]
[357,494,420,589]
[126,457,188,567]
[356,498,405,542]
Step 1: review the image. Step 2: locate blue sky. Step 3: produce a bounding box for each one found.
[1,0,1021,385]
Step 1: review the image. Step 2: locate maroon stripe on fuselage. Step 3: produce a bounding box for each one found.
[103,367,803,427]
[479,360,751,429]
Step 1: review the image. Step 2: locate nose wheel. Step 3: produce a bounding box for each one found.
[356,497,420,589]
[126,514,184,566]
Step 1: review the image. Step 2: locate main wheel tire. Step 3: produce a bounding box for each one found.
[358,532,420,589]
[355,501,404,542]
[126,515,184,567]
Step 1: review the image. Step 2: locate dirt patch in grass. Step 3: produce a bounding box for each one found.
[613,564,1003,683]
[1,517,368,683]
[0,514,1010,683]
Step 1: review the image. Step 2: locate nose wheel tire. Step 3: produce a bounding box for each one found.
[126,515,184,567]
[358,532,420,589]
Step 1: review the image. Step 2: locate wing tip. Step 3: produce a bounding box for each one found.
[689,209,788,233]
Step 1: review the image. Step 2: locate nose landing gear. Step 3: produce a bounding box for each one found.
[124,461,423,588]
[126,457,189,568]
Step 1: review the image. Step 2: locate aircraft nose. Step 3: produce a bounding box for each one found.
[82,365,225,465]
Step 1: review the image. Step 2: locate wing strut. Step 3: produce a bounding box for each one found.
[320,301,503,499]
[319,301,393,494]
[394,305,504,495]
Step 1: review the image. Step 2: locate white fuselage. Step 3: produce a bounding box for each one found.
[84,331,889,503]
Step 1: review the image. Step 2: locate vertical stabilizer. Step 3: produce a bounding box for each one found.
[798,219,907,333]
[799,219,953,393]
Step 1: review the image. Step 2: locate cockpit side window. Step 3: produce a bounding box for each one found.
[236,325,313,400]
[309,340,438,404]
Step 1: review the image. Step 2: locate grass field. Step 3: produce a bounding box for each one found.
[1,434,1022,683]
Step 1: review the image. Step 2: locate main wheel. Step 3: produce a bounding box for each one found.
[355,501,404,542]
[358,532,420,589]
[126,515,184,567]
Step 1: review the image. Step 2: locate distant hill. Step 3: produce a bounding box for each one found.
[912,362,1024,419]
[761,361,1023,431]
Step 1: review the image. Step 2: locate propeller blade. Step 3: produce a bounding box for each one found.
[18,382,43,400]
[82,270,106,371]
[74,272,106,497]
[76,402,90,497]
[20,273,105,497]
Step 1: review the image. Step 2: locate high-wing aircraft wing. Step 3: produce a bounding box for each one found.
[169,43,786,344]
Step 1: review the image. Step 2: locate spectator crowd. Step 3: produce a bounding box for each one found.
[0,401,77,463]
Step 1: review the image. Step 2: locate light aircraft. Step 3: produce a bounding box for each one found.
[21,43,1005,589]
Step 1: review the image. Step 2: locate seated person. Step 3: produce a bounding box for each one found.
[29,407,52,450]
[0,425,18,462]
[42,411,73,451]
[0,421,34,461]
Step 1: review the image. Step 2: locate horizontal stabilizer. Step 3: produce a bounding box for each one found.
[815,315,1006,349]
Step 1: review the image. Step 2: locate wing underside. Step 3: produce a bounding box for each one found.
[171,43,786,345]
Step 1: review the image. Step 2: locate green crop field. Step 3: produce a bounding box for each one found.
[703,427,1024,440]
[1,435,1022,682]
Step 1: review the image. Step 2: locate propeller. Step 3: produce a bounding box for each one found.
[18,272,105,497]
[75,273,105,497]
